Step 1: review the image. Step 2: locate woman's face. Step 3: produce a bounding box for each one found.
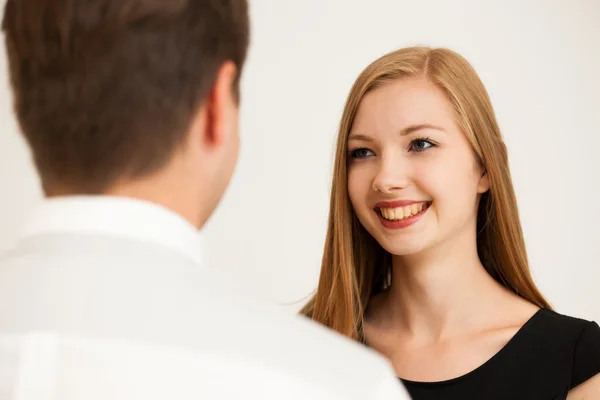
[347,76,489,256]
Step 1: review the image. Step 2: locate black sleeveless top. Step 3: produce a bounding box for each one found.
[399,309,600,400]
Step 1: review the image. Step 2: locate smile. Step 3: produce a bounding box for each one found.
[373,201,431,230]
[376,202,431,221]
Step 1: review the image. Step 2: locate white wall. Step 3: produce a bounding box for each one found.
[0,32,43,253]
[1,1,599,322]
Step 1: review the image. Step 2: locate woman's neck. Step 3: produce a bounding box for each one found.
[383,229,509,342]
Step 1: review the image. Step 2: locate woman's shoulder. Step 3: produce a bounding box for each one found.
[529,308,600,389]
[530,308,599,351]
[538,308,598,335]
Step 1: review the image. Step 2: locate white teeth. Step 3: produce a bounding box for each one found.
[378,203,429,221]
[396,208,405,219]
[411,204,419,215]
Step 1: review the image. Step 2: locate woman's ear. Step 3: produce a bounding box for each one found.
[478,168,490,194]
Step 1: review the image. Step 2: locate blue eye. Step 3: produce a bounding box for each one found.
[409,137,436,152]
[349,148,375,159]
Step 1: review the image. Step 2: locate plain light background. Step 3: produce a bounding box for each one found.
[1,1,599,322]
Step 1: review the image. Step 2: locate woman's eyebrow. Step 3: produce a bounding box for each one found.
[349,124,446,141]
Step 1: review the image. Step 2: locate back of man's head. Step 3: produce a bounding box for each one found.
[2,0,249,214]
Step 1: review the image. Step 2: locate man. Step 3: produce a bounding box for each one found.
[0,0,408,398]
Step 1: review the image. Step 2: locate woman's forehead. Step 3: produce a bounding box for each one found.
[351,79,458,139]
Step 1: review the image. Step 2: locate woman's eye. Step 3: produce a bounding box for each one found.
[409,138,435,152]
[350,148,375,159]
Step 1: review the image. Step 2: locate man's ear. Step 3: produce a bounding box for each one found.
[203,61,238,148]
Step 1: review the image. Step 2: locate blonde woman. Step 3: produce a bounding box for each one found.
[302,47,600,399]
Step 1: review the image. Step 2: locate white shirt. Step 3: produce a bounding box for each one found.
[0,196,410,400]
[19,195,204,264]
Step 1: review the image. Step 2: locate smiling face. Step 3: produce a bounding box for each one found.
[347,76,490,256]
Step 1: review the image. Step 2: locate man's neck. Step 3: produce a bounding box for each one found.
[106,181,206,230]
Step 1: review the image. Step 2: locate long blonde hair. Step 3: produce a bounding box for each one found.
[300,46,551,341]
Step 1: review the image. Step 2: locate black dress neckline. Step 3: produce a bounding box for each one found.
[394,308,600,400]
[398,307,545,386]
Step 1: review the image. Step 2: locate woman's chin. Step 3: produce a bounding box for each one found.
[380,239,431,257]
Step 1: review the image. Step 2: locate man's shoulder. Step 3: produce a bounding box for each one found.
[205,286,398,386]
[219,308,402,398]
[0,330,406,400]
[0,243,405,398]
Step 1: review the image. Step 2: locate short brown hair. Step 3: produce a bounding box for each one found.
[2,0,250,194]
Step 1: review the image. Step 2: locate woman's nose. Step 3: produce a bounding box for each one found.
[371,156,410,194]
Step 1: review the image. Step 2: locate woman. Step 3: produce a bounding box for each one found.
[301,47,600,399]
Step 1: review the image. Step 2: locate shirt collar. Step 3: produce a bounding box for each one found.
[20,195,203,265]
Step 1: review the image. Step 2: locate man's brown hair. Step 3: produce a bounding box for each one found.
[2,0,250,194]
